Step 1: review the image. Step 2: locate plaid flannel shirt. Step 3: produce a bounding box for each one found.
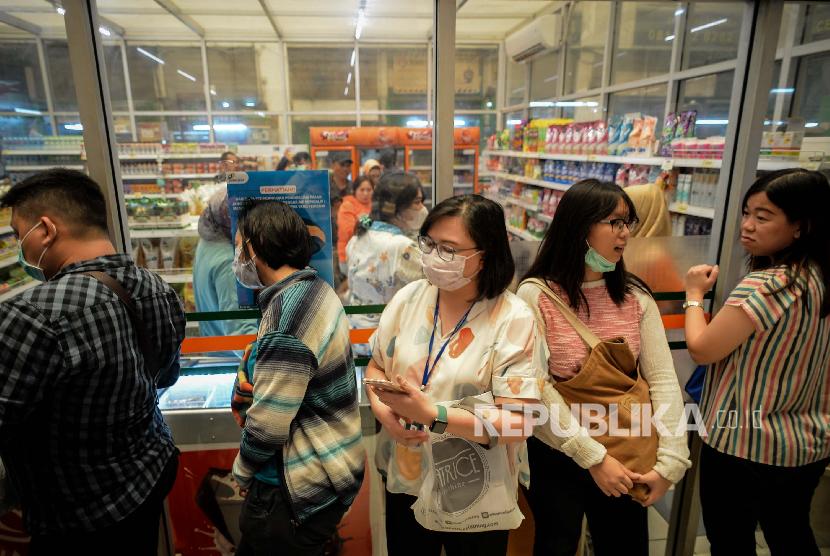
[0,254,185,535]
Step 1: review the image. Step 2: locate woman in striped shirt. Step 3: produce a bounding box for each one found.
[685,168,830,556]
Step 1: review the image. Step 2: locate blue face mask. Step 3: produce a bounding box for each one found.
[18,221,50,282]
[584,240,616,273]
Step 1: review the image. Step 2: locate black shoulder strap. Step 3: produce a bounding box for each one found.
[83,271,160,380]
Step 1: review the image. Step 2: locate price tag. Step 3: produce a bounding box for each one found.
[463,149,475,155]
[587,155,598,162]
[702,159,715,168]
[676,204,688,213]
[661,160,674,171]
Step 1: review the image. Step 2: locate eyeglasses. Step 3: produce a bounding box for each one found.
[599,218,639,234]
[417,235,478,262]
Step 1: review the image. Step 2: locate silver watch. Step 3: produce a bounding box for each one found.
[682,300,704,310]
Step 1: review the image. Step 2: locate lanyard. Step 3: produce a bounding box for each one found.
[421,294,474,390]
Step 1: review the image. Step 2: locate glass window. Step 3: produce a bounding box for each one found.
[127,44,206,111]
[290,117,355,146]
[506,58,527,107]
[0,115,52,138]
[360,46,429,111]
[791,52,830,136]
[764,61,784,130]
[560,97,603,122]
[134,115,210,143]
[529,50,559,101]
[288,46,356,112]
[455,47,498,110]
[563,1,611,95]
[801,4,830,44]
[44,40,127,113]
[0,41,47,112]
[505,111,524,128]
[608,83,668,135]
[56,115,84,136]
[207,44,260,112]
[104,44,130,113]
[611,2,676,84]
[681,2,744,70]
[677,71,735,138]
[211,114,280,145]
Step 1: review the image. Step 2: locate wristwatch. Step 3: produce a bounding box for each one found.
[683,300,704,310]
[429,404,448,434]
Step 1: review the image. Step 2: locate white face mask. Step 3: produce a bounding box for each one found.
[421,249,481,291]
[399,205,428,232]
[232,241,264,289]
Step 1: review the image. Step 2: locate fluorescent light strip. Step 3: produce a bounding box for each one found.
[221,101,230,108]
[177,69,196,82]
[665,35,675,42]
[64,123,83,131]
[350,49,356,67]
[506,119,522,126]
[137,47,165,65]
[98,26,111,37]
[346,72,352,85]
[245,101,256,107]
[805,122,819,128]
[690,18,727,33]
[56,6,65,15]
[193,124,248,132]
[14,107,42,115]
[697,119,728,125]
[675,8,685,16]
[769,88,795,94]
[344,86,349,96]
[355,9,366,40]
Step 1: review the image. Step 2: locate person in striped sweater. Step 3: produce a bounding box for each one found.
[230,199,365,556]
[685,168,830,556]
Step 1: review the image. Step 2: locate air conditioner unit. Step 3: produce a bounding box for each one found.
[505,14,561,63]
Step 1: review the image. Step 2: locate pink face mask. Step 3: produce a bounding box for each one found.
[421,249,481,291]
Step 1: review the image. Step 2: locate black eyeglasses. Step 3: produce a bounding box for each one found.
[599,218,639,234]
[417,235,478,262]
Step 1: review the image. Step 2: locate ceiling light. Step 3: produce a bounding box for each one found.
[245,101,256,107]
[137,47,165,65]
[98,26,111,37]
[506,119,522,126]
[210,88,217,96]
[344,86,349,96]
[350,49,356,66]
[177,69,196,82]
[355,9,366,40]
[529,101,555,108]
[221,101,230,108]
[56,6,65,15]
[805,122,819,128]
[406,119,431,128]
[665,35,675,42]
[769,88,795,94]
[454,119,466,127]
[696,119,728,125]
[64,123,83,131]
[14,107,42,115]
[690,18,727,33]
[675,8,685,16]
[346,72,352,85]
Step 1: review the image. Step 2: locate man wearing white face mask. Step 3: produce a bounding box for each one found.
[0,169,185,553]
[344,171,426,333]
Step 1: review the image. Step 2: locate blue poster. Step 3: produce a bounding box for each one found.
[226,170,333,308]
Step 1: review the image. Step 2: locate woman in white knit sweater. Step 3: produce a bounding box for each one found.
[516,179,691,556]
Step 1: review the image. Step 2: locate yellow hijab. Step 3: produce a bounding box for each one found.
[626,183,671,238]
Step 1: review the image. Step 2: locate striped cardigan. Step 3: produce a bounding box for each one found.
[232,268,365,523]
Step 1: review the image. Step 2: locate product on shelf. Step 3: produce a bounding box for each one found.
[2,136,84,151]
[659,113,679,156]
[761,131,804,158]
[126,196,191,229]
[0,233,18,261]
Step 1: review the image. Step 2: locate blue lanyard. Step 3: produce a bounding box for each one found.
[421,294,474,390]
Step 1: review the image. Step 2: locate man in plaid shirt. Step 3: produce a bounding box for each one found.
[0,169,186,553]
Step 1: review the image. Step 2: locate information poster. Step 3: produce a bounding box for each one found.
[226,170,333,308]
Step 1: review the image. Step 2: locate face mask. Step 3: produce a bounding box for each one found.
[584,240,616,273]
[233,242,264,289]
[400,205,428,232]
[294,164,308,171]
[421,249,481,291]
[18,221,51,282]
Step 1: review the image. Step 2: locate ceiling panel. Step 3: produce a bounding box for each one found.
[273,16,357,40]
[7,11,66,35]
[174,0,263,13]
[190,14,275,38]
[456,17,524,40]
[0,20,27,35]
[360,17,432,40]
[458,0,554,17]
[265,0,359,15]
[103,13,195,37]
[97,0,163,12]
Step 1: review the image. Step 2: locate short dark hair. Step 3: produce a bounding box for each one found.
[0,168,108,234]
[237,199,312,270]
[420,194,514,300]
[293,151,311,165]
[220,151,239,161]
[355,171,423,238]
[523,179,649,313]
[379,148,397,169]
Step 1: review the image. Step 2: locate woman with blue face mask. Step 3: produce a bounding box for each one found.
[516,179,690,556]
[364,194,546,556]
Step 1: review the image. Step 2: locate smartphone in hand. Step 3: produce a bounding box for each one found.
[363,378,407,394]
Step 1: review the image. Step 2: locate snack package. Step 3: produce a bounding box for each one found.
[660,113,679,156]
[160,238,177,271]
[141,239,160,270]
[583,123,596,155]
[615,165,630,187]
[562,125,575,154]
[626,114,643,156]
[595,121,608,155]
[678,110,697,139]
[571,124,584,155]
[131,239,144,268]
[639,116,658,155]
[616,116,634,156]
[523,126,540,152]
[607,117,622,155]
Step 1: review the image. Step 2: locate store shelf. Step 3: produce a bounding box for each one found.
[482,193,554,221]
[121,173,216,181]
[668,203,715,219]
[116,153,223,160]
[484,149,826,171]
[130,221,199,238]
[503,195,542,211]
[3,149,81,155]
[506,225,539,241]
[0,280,37,302]
[482,171,571,192]
[453,165,475,171]
[410,165,431,170]
[6,165,84,171]
[121,174,160,180]
[158,272,193,284]
[0,256,18,270]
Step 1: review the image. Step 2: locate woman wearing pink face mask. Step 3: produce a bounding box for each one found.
[365,194,546,556]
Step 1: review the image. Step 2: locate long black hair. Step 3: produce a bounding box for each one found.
[522,179,650,313]
[354,170,423,237]
[420,194,514,300]
[743,168,830,316]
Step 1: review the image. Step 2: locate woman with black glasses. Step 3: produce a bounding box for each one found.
[517,179,690,556]
[364,194,546,556]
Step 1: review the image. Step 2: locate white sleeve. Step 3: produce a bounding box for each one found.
[635,290,692,483]
[515,282,607,469]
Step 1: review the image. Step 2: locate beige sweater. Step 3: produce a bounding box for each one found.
[517,282,692,484]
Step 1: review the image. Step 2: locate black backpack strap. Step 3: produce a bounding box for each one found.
[83,271,160,379]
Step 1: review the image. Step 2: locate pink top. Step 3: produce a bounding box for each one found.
[537,279,643,379]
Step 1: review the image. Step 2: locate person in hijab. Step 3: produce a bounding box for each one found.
[193,189,258,340]
[362,158,382,186]
[625,183,671,238]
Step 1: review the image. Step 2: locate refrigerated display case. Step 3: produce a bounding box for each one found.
[401,127,480,204]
